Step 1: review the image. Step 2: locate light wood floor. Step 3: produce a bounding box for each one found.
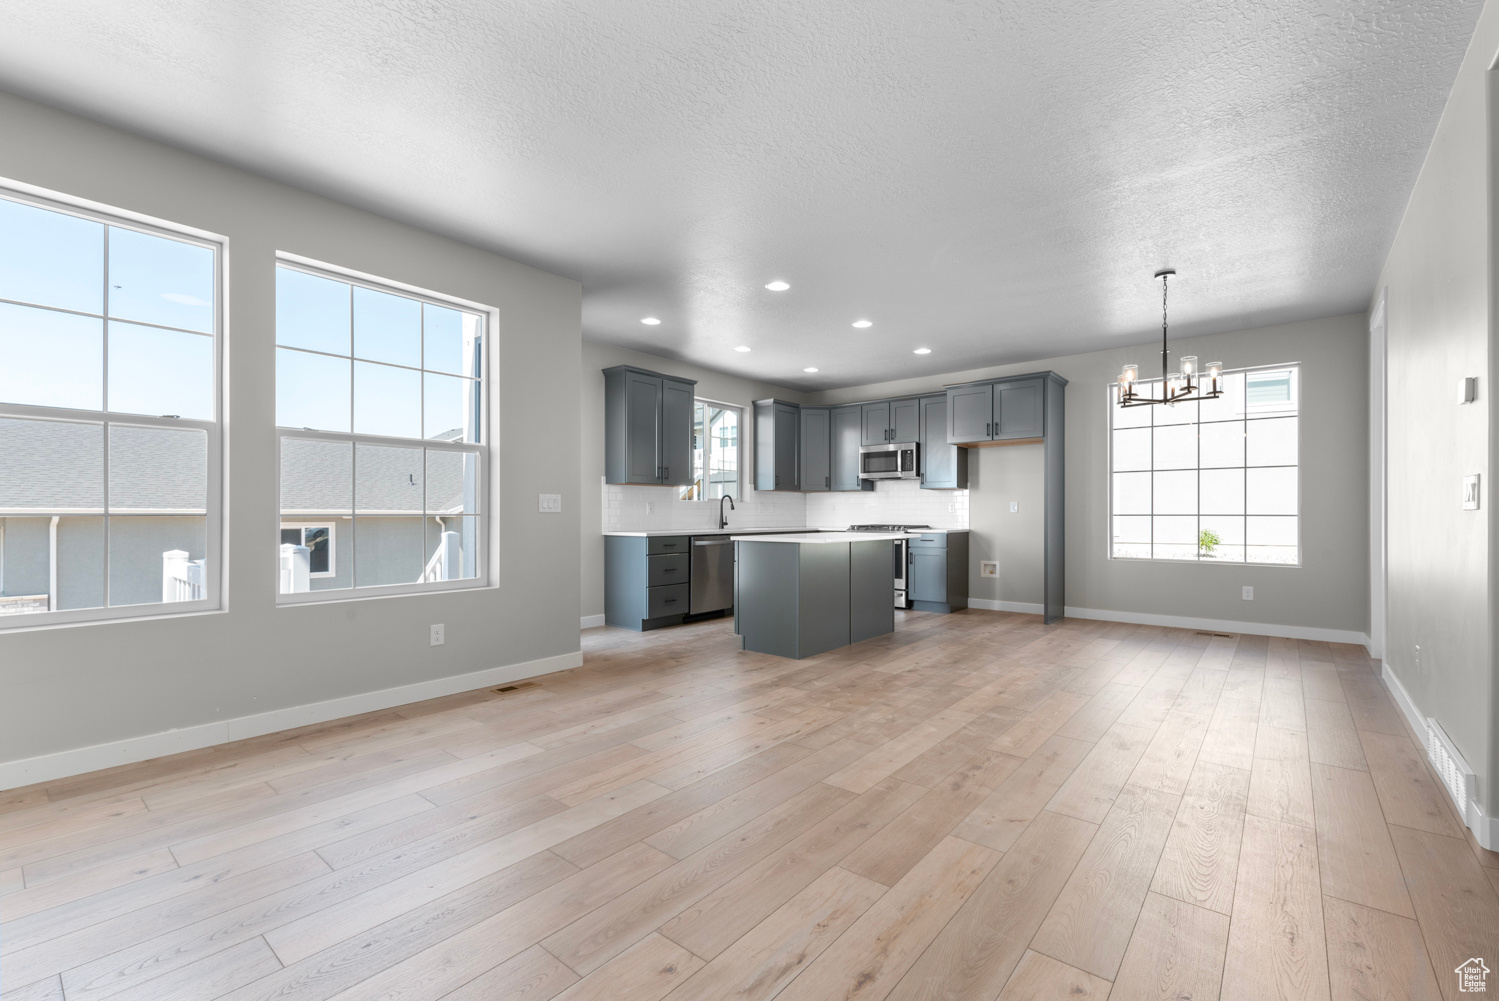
[4,610,1498,1001]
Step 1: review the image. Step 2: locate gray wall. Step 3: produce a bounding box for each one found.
[0,91,582,768]
[1373,0,1498,812]
[579,340,809,621]
[808,313,1370,637]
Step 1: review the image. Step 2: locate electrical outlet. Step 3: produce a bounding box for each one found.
[1241,586,1254,600]
[1009,501,1018,513]
[1414,644,1421,673]
[980,561,998,578]
[539,493,562,513]
[430,623,445,647]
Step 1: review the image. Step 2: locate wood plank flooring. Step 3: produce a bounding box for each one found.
[2,610,1497,1001]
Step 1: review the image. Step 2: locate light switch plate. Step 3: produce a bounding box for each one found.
[539,493,562,513]
[1242,586,1254,600]
[1464,474,1480,510]
[1461,377,1478,404]
[980,561,998,578]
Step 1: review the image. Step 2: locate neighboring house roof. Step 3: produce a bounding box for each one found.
[280,437,474,517]
[0,417,206,515]
[0,417,473,519]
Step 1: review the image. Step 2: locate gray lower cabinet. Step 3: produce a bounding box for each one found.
[919,394,967,489]
[907,532,969,613]
[754,399,800,490]
[830,404,872,491]
[605,535,694,630]
[604,365,698,485]
[799,406,831,492]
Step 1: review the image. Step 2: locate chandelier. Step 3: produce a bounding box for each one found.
[1117,269,1223,407]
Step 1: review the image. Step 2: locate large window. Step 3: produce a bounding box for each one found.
[680,401,739,501]
[1110,365,1299,566]
[275,260,489,600]
[0,189,220,626]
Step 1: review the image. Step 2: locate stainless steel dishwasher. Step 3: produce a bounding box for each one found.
[690,536,735,615]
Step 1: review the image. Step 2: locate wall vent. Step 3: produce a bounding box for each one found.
[493,682,538,695]
[1425,717,1477,823]
[1194,631,1237,638]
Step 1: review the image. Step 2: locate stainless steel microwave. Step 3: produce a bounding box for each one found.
[859,442,919,479]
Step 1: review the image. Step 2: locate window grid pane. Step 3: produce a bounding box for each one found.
[1109,367,1298,566]
[275,263,487,597]
[0,191,219,625]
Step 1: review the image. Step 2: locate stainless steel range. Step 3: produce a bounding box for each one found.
[848,524,930,608]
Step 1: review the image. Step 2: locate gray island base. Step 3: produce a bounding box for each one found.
[733,532,910,659]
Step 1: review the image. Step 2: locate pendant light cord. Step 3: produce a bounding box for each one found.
[1160,272,1169,385]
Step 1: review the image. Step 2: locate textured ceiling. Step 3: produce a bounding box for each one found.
[0,0,1481,389]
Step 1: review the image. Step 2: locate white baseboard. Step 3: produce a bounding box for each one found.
[0,649,585,791]
[1063,606,1371,648]
[1381,663,1496,851]
[968,599,1045,614]
[580,614,606,629]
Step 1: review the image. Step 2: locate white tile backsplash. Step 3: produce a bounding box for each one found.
[601,477,966,533]
[601,479,808,533]
[805,479,968,529]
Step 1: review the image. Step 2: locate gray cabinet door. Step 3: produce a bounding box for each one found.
[891,397,920,442]
[908,549,947,602]
[660,378,695,485]
[774,402,800,489]
[861,401,891,445]
[947,383,993,443]
[920,395,959,489]
[799,406,831,492]
[995,378,1044,439]
[830,404,866,491]
[625,370,663,482]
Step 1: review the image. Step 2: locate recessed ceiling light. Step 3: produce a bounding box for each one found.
[641,317,661,325]
[852,320,872,328]
[734,345,751,352]
[803,367,819,373]
[765,281,790,291]
[913,348,931,355]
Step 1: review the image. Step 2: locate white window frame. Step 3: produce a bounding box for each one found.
[680,398,742,502]
[0,180,224,630]
[280,521,337,577]
[274,254,493,604]
[1106,362,1302,568]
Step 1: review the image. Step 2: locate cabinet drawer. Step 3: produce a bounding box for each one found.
[648,583,689,618]
[909,533,947,548]
[648,553,689,586]
[648,535,690,555]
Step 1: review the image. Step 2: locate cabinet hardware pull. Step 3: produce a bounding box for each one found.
[664,598,678,604]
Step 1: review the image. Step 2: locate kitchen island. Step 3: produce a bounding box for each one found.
[732,532,911,659]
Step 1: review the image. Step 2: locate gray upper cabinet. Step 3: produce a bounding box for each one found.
[891,397,920,442]
[604,365,697,485]
[800,406,831,492]
[831,404,871,492]
[919,394,967,489]
[947,383,993,443]
[754,399,801,491]
[860,401,890,445]
[994,377,1044,440]
[660,377,695,484]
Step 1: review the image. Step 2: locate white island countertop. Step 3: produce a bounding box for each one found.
[730,531,919,544]
[603,526,817,538]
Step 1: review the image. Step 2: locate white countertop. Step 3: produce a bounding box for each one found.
[731,531,919,544]
[603,526,817,538]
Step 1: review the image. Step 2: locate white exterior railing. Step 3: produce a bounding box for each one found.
[162,550,207,602]
[419,531,461,583]
[279,544,311,594]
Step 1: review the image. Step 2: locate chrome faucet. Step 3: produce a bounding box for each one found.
[718,494,736,529]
